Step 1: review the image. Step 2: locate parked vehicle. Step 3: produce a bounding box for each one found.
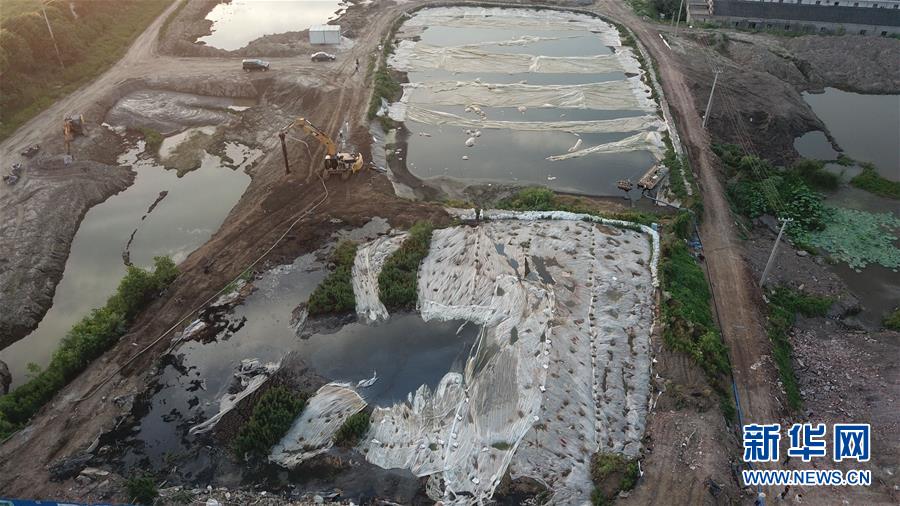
[242,59,270,71]
[311,52,336,62]
[20,144,40,158]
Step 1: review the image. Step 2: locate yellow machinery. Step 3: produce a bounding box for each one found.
[63,114,84,155]
[279,117,364,179]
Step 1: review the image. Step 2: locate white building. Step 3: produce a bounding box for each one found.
[310,25,341,45]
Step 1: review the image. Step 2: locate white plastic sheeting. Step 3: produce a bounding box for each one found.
[546,130,665,161]
[352,233,408,324]
[399,78,656,112]
[188,360,280,435]
[361,216,657,504]
[396,104,663,134]
[400,7,625,45]
[389,40,642,75]
[270,383,367,468]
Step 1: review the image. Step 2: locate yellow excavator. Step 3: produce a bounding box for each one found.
[278,117,364,179]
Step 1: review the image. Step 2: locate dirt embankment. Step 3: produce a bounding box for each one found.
[671,31,900,164]
[741,226,899,504]
[0,158,134,349]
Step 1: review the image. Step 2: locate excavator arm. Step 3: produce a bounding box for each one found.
[279,117,366,178]
[285,117,338,157]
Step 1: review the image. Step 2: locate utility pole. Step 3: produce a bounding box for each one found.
[41,1,66,70]
[759,218,793,287]
[673,0,685,32]
[702,67,721,129]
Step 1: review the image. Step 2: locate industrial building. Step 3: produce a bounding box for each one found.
[689,0,900,35]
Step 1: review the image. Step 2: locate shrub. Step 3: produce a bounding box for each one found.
[232,387,304,459]
[884,308,900,331]
[333,410,371,447]
[0,257,177,438]
[125,473,158,505]
[0,0,173,141]
[307,241,359,316]
[378,221,434,310]
[590,452,639,504]
[850,163,900,199]
[790,159,839,191]
[765,286,832,410]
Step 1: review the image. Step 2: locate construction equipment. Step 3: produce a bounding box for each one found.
[279,117,364,179]
[64,114,85,155]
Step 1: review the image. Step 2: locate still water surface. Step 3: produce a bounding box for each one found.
[0,144,251,388]
[197,0,346,50]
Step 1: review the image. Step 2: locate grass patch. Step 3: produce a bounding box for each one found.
[590,452,639,505]
[378,221,434,311]
[0,257,178,439]
[492,441,513,451]
[884,307,900,331]
[333,410,371,447]
[232,386,305,459]
[137,127,163,155]
[307,241,359,316]
[850,163,900,199]
[0,0,175,141]
[765,286,832,411]
[366,14,403,121]
[125,474,158,505]
[496,187,658,227]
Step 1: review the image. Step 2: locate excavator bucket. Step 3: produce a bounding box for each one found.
[351,153,364,173]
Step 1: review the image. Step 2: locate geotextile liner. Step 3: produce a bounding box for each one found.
[396,78,656,112]
[352,232,408,324]
[389,40,643,75]
[358,214,658,505]
[269,383,367,467]
[401,104,663,134]
[399,7,626,43]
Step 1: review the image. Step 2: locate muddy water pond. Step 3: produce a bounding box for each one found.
[0,143,252,389]
[114,252,477,494]
[387,8,664,199]
[197,0,347,50]
[795,88,900,179]
[792,88,900,324]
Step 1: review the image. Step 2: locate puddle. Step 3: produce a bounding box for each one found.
[801,88,900,179]
[197,0,347,50]
[794,130,837,161]
[385,7,665,198]
[297,315,478,406]
[0,142,252,389]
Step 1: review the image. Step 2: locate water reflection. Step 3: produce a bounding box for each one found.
[0,145,251,388]
[197,0,347,50]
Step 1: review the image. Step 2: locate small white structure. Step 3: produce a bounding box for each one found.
[309,25,341,45]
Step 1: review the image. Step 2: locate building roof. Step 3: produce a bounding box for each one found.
[714,0,900,26]
[310,24,341,32]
